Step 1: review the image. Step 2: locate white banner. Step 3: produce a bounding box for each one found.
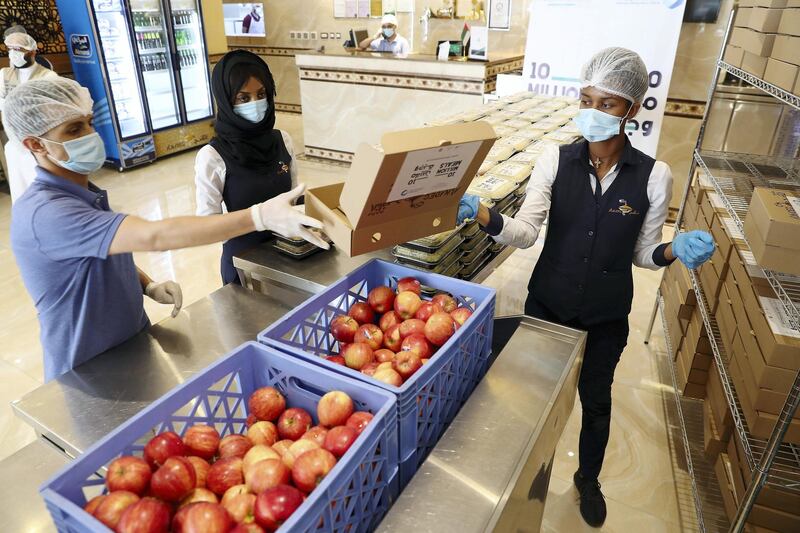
[522,0,686,156]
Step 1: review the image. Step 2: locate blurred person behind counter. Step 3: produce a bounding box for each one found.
[358,14,410,55]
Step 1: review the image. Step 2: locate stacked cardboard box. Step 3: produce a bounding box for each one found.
[729,2,800,94]
[743,188,800,275]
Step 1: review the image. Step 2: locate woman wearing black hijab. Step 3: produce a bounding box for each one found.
[195,50,326,284]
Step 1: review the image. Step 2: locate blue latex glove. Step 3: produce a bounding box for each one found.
[673,230,715,269]
[458,194,480,225]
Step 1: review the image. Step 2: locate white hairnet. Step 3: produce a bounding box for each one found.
[2,77,94,142]
[4,31,37,51]
[382,14,398,26]
[580,47,649,104]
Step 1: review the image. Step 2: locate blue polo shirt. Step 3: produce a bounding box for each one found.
[11,167,149,381]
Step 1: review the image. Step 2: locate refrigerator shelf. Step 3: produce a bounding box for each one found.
[138,47,168,54]
[134,26,163,32]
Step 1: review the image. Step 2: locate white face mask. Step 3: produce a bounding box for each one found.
[9,50,30,68]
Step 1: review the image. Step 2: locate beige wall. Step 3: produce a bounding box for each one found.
[201,0,229,55]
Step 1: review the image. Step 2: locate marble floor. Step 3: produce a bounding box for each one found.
[0,113,691,531]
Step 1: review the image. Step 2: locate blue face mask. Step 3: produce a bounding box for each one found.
[233,98,268,123]
[572,105,631,143]
[41,131,106,174]
[382,27,395,38]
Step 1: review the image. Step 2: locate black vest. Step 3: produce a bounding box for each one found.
[527,139,654,325]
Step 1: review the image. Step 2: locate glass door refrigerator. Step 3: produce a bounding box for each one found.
[56,0,214,170]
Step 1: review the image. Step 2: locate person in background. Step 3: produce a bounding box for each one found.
[0,30,59,202]
[2,26,53,69]
[457,47,715,527]
[195,50,324,285]
[359,14,410,55]
[4,77,327,381]
[241,4,264,35]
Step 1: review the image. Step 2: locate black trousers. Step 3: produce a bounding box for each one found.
[525,297,630,481]
[220,232,270,286]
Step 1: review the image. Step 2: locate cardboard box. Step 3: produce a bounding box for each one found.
[747,292,800,369]
[746,188,800,251]
[736,326,797,391]
[730,28,777,56]
[699,259,723,313]
[745,7,785,32]
[686,309,712,355]
[707,360,734,441]
[675,265,697,306]
[752,0,789,7]
[726,277,750,333]
[736,7,754,26]
[305,123,496,256]
[779,8,800,35]
[765,58,799,91]
[714,452,739,522]
[772,34,800,65]
[704,400,727,461]
[795,71,800,93]
[742,50,771,77]
[710,214,734,266]
[726,436,748,505]
[724,45,745,68]
[676,353,706,399]
[716,287,737,357]
[736,431,800,515]
[744,216,800,275]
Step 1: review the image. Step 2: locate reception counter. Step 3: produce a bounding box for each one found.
[296,49,523,161]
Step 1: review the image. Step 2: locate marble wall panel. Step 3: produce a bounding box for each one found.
[657,114,701,211]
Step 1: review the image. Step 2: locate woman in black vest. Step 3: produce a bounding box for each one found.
[459,48,715,527]
[195,50,328,284]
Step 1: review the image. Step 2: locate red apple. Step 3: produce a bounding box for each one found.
[325,355,346,366]
[179,488,218,508]
[282,440,319,470]
[84,495,105,516]
[291,448,337,493]
[207,456,244,496]
[144,431,185,470]
[272,440,293,458]
[354,323,383,350]
[367,286,396,314]
[317,391,354,427]
[218,434,252,459]
[374,348,395,363]
[277,407,313,441]
[94,490,139,530]
[450,307,473,326]
[394,291,422,320]
[424,312,457,346]
[150,456,196,502]
[172,502,233,533]
[221,484,250,507]
[301,426,328,447]
[378,311,402,332]
[243,445,281,474]
[432,293,458,313]
[347,302,375,325]
[392,351,423,380]
[361,362,379,376]
[415,301,443,322]
[398,319,426,339]
[377,362,393,371]
[346,412,373,435]
[186,456,211,488]
[107,455,152,495]
[183,425,220,461]
[323,426,358,458]
[247,421,278,447]
[401,334,434,359]
[329,315,358,344]
[383,325,402,351]
[231,523,265,533]
[396,277,421,295]
[117,497,171,533]
[341,342,374,371]
[373,368,403,387]
[254,485,304,531]
[248,387,286,423]
[246,458,291,494]
[223,492,257,524]
[246,414,257,428]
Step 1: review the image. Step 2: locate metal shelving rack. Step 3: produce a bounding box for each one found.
[645,9,800,533]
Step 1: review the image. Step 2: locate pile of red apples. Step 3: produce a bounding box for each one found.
[82,387,372,533]
[327,276,473,386]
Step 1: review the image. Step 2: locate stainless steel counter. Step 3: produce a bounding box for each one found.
[378,316,585,533]
[12,284,294,458]
[0,439,69,533]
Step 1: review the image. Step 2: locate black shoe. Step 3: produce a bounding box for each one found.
[573,470,607,527]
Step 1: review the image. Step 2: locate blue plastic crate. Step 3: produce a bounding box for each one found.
[40,342,398,533]
[258,258,495,488]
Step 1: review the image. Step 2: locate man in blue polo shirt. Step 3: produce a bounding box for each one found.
[4,78,328,381]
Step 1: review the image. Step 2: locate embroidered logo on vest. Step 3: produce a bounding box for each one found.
[609,198,640,216]
[278,161,290,175]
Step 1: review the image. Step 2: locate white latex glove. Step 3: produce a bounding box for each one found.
[145,281,183,318]
[250,184,330,250]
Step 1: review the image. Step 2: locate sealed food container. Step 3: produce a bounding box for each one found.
[558,122,580,134]
[401,224,464,253]
[394,247,461,274]
[468,174,519,202]
[544,130,581,143]
[513,179,529,197]
[527,122,562,133]
[496,135,533,151]
[392,231,464,265]
[488,161,533,183]
[478,159,499,175]
[492,125,517,137]
[493,110,522,120]
[490,241,506,253]
[519,110,550,122]
[483,115,508,126]
[461,235,492,265]
[503,119,532,130]
[485,144,516,162]
[510,151,543,165]
[461,231,489,253]
[524,139,561,154]
[442,258,463,279]
[461,219,481,239]
[517,128,546,142]
[462,251,493,280]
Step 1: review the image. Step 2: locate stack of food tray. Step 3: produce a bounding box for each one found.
[392,226,465,279]
[273,234,332,260]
